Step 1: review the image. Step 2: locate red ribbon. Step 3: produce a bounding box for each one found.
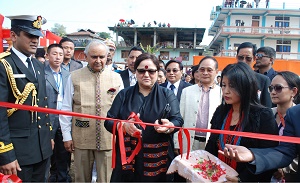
[111,112,146,168]
[1,102,300,163]
[0,173,22,183]
[178,128,191,159]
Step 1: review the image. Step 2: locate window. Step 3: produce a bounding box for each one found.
[276,40,291,52]
[252,16,260,20]
[180,52,189,61]
[121,50,129,58]
[275,16,290,28]
[160,51,169,60]
[275,17,290,21]
[275,21,289,28]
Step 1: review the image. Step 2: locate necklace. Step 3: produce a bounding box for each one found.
[231,113,240,124]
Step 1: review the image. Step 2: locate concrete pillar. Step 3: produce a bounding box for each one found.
[193,31,197,49]
[153,29,157,47]
[174,30,177,49]
[134,29,137,46]
[115,31,118,46]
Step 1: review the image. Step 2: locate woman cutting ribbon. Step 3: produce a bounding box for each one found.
[104,53,183,182]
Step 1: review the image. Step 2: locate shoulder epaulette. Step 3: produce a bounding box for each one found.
[0,52,11,59]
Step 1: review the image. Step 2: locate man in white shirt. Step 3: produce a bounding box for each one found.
[174,56,222,153]
[44,44,71,182]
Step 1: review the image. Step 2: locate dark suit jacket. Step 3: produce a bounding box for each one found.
[205,105,279,182]
[69,59,83,72]
[0,51,52,166]
[255,72,272,108]
[256,67,277,82]
[45,59,83,72]
[45,65,69,138]
[160,80,191,102]
[119,69,130,88]
[251,104,300,181]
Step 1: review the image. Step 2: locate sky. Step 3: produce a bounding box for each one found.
[0,0,297,45]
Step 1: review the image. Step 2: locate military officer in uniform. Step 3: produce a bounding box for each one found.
[0,15,53,182]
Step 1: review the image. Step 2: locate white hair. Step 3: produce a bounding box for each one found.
[84,39,109,55]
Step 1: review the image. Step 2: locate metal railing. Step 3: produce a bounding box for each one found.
[221,26,300,35]
[217,50,300,60]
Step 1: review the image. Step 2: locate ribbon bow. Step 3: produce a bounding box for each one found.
[112,112,146,168]
[0,173,22,183]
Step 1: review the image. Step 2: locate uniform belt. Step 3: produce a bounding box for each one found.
[194,136,206,142]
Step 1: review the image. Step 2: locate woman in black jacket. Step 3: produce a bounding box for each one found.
[105,53,183,182]
[205,62,278,182]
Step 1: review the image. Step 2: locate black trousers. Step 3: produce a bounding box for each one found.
[49,128,71,182]
[18,158,48,182]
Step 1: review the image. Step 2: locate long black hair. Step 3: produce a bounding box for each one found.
[220,62,260,127]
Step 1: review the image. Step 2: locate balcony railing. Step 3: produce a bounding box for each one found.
[217,50,300,60]
[220,26,300,36]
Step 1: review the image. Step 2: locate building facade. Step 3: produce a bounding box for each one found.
[108,26,206,66]
[208,1,300,60]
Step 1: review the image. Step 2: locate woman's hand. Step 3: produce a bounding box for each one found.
[154,119,174,134]
[225,175,239,182]
[273,169,285,180]
[123,116,142,137]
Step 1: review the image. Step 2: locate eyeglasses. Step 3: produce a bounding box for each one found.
[198,67,215,73]
[268,85,290,93]
[136,69,157,75]
[255,53,271,59]
[237,55,253,62]
[166,69,180,73]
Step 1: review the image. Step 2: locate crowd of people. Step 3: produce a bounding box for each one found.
[0,14,299,183]
[224,0,270,9]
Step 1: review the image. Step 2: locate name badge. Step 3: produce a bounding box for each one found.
[13,74,26,78]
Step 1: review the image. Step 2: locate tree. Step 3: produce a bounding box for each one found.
[51,23,67,37]
[97,32,111,39]
[140,43,160,54]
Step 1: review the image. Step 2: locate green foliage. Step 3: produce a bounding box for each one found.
[51,23,67,37]
[97,32,111,39]
[140,43,161,54]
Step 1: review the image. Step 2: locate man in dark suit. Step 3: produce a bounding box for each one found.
[160,60,191,102]
[255,46,277,81]
[160,59,191,182]
[44,44,71,182]
[236,42,272,108]
[119,46,144,88]
[220,104,300,181]
[0,15,52,182]
[59,37,83,72]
